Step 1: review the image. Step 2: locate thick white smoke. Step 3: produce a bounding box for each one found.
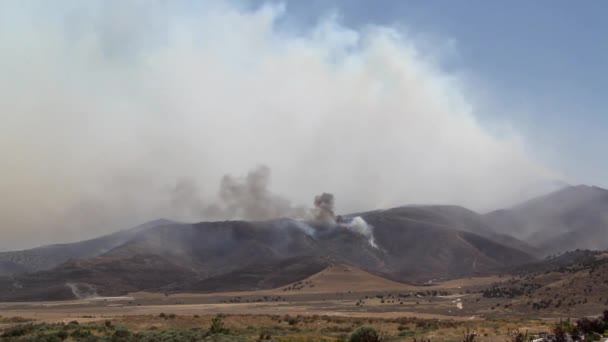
[0,1,554,250]
[342,216,378,249]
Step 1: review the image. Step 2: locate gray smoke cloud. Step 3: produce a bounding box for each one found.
[169,166,334,223]
[0,1,556,250]
[204,165,307,221]
[313,193,336,223]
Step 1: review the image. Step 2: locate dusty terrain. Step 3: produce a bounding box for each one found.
[0,265,502,320]
[3,263,607,340]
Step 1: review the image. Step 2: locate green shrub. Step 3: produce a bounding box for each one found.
[71,328,93,339]
[209,316,230,335]
[398,330,416,337]
[56,329,69,340]
[349,326,381,342]
[111,327,132,341]
[1,323,36,337]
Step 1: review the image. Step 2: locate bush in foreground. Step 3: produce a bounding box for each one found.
[349,326,381,342]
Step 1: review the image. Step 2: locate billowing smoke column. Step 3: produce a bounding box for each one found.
[342,216,378,249]
[169,166,378,247]
[169,166,308,221]
[313,192,336,224]
[209,165,307,220]
[312,192,378,249]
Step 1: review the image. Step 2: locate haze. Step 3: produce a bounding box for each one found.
[0,1,557,250]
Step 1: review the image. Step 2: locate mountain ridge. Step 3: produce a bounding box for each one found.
[3,185,607,301]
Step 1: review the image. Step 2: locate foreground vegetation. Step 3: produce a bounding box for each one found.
[1,310,608,342]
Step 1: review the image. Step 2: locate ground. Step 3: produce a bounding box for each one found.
[1,264,606,341]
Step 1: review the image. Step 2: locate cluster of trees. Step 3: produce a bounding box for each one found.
[482,282,542,299]
[540,311,608,342]
[220,295,286,304]
[282,280,314,291]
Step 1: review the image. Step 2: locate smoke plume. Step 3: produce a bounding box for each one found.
[343,216,378,249]
[205,166,307,221]
[313,193,336,223]
[0,1,555,250]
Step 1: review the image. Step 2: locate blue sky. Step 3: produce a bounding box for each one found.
[251,0,608,187]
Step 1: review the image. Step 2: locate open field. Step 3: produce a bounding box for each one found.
[0,265,513,323]
[0,310,555,342]
[2,263,608,340]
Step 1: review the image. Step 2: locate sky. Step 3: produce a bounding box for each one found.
[0,1,606,250]
[255,0,608,184]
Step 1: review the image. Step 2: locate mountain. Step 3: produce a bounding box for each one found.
[0,207,536,301]
[482,250,608,316]
[363,205,538,256]
[485,185,608,254]
[0,219,175,277]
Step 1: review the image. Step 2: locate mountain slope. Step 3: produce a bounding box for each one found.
[0,208,536,301]
[0,219,175,276]
[358,208,535,281]
[485,185,608,254]
[361,206,538,256]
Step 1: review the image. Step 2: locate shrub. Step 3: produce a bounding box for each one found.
[553,325,568,342]
[462,328,477,342]
[71,328,93,339]
[398,330,415,337]
[257,332,272,341]
[576,317,605,335]
[56,330,69,340]
[506,329,528,342]
[112,327,131,340]
[349,326,381,342]
[1,323,36,337]
[209,316,230,335]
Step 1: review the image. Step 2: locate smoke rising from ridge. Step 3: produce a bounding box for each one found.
[0,1,555,250]
[204,165,307,221]
[313,193,336,223]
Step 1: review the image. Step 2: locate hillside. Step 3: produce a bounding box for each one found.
[0,208,536,301]
[474,250,608,317]
[278,263,414,293]
[485,185,608,254]
[0,219,175,277]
